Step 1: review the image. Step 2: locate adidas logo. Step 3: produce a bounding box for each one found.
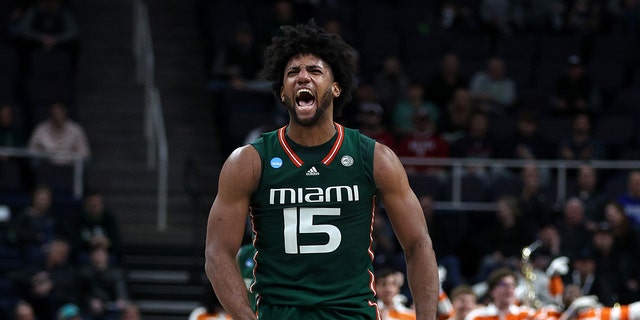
[306,166,320,176]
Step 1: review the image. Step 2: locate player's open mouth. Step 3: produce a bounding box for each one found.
[295,88,315,109]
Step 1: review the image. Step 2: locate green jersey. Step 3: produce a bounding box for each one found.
[249,123,378,308]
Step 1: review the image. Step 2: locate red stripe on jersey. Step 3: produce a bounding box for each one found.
[278,126,303,167]
[321,123,345,165]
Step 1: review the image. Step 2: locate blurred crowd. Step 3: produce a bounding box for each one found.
[197,0,640,317]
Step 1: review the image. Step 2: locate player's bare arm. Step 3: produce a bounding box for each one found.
[373,142,439,320]
[205,145,261,320]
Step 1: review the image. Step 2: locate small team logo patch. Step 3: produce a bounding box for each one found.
[306,166,320,176]
[341,155,354,167]
[270,157,283,169]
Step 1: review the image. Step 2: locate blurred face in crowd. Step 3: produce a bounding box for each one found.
[32,186,52,214]
[487,57,505,80]
[50,103,68,128]
[564,199,585,226]
[451,292,477,320]
[376,272,403,306]
[84,194,105,219]
[577,165,597,192]
[0,105,13,127]
[628,171,640,197]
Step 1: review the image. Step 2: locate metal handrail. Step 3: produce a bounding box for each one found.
[0,147,85,199]
[133,0,169,231]
[399,157,639,212]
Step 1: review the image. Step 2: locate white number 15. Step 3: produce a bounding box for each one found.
[283,208,342,254]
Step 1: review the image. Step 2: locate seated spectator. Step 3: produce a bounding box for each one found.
[119,303,141,320]
[375,268,415,320]
[13,184,67,263]
[27,101,90,165]
[551,54,598,117]
[0,104,26,150]
[446,285,478,320]
[209,23,269,93]
[373,56,410,112]
[556,197,594,261]
[469,56,517,116]
[617,170,640,231]
[557,112,605,161]
[450,110,498,179]
[391,82,440,138]
[397,108,449,176]
[603,201,640,257]
[11,237,80,320]
[78,244,129,320]
[497,111,556,160]
[425,52,469,110]
[0,103,32,190]
[354,102,396,151]
[14,0,79,62]
[566,164,606,224]
[439,88,473,145]
[518,164,555,229]
[72,191,122,260]
[13,300,36,320]
[474,196,537,282]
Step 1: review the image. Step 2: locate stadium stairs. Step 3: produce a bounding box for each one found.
[73,0,220,317]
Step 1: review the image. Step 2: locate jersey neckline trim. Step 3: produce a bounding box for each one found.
[277,123,345,168]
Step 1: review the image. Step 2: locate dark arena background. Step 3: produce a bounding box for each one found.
[0,0,639,319]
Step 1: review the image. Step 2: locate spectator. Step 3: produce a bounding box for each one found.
[564,249,603,302]
[474,196,537,282]
[209,23,269,93]
[466,268,535,320]
[27,102,90,165]
[373,56,410,112]
[391,82,440,139]
[446,285,478,320]
[450,110,498,180]
[437,0,478,34]
[589,223,639,305]
[13,184,65,263]
[479,0,513,35]
[73,191,122,260]
[78,244,129,320]
[518,164,555,229]
[13,300,36,320]
[556,197,593,261]
[551,54,598,117]
[617,170,640,231]
[375,268,415,320]
[557,112,605,161]
[469,56,517,116]
[11,237,80,320]
[354,102,396,151]
[14,0,79,62]
[605,0,640,35]
[119,303,141,320]
[497,111,556,161]
[566,164,606,224]
[0,104,26,150]
[439,88,473,145]
[396,108,449,176]
[0,104,32,190]
[603,201,640,258]
[425,52,469,110]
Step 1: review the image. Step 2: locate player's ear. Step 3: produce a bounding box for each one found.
[280,87,285,102]
[332,82,341,98]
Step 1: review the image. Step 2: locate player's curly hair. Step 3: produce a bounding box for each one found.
[263,19,358,117]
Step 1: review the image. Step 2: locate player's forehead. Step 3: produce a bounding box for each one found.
[285,54,330,71]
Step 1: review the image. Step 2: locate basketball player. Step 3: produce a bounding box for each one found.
[205,20,438,320]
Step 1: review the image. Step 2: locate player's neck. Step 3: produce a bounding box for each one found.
[286,120,337,147]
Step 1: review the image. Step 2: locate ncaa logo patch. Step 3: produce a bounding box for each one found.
[270,157,283,169]
[341,155,354,167]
